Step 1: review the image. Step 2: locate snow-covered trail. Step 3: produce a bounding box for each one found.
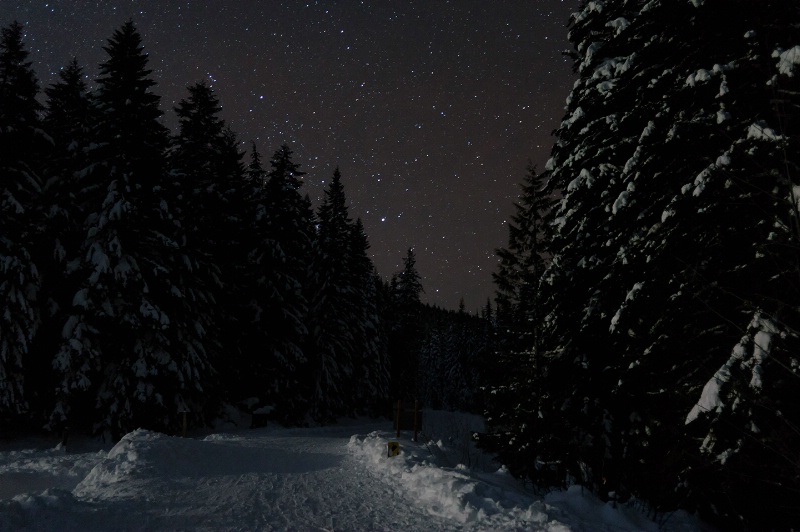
[0,415,706,531]
[1,423,460,531]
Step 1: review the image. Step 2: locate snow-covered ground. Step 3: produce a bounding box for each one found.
[0,411,708,531]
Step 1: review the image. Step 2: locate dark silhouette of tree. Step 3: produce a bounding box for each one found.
[29,58,96,421]
[480,163,553,479]
[484,0,800,527]
[388,248,424,400]
[0,22,44,423]
[52,22,214,438]
[244,144,314,423]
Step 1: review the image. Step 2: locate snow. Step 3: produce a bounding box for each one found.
[776,45,800,76]
[715,153,731,167]
[639,121,655,142]
[592,56,635,81]
[747,122,782,141]
[596,81,616,95]
[582,42,603,71]
[749,317,778,390]
[567,169,596,192]
[686,69,712,87]
[573,1,605,26]
[562,107,585,129]
[685,314,779,424]
[792,185,800,212]
[610,283,643,333]
[692,169,710,197]
[0,412,708,531]
[623,146,641,175]
[606,17,629,36]
[612,189,630,215]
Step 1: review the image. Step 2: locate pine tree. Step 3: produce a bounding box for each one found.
[0,22,44,423]
[394,248,423,312]
[389,248,424,400]
[308,168,357,420]
[170,81,246,407]
[247,141,267,184]
[489,0,800,527]
[349,219,389,415]
[480,163,555,479]
[29,59,96,420]
[243,144,313,423]
[52,22,214,437]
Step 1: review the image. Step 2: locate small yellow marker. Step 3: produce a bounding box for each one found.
[387,441,400,457]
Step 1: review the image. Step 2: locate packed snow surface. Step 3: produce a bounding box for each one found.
[0,411,707,531]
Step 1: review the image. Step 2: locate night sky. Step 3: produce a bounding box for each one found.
[4,1,577,311]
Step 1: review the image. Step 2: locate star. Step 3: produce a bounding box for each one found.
[6,0,578,310]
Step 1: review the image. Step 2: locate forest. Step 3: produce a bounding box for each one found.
[0,21,492,441]
[3,0,800,529]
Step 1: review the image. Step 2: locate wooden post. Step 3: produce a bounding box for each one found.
[413,400,419,442]
[181,411,188,437]
[395,399,401,438]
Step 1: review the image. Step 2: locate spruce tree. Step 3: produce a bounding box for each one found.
[482,163,553,477]
[487,0,800,526]
[53,22,214,437]
[30,59,95,420]
[308,168,357,420]
[243,144,313,423]
[389,248,424,400]
[170,81,247,407]
[0,22,44,423]
[348,219,389,415]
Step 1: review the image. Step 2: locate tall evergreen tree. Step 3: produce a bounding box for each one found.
[348,219,389,414]
[389,248,424,400]
[482,163,553,476]
[243,144,313,423]
[308,168,357,420]
[170,81,246,407]
[307,170,387,419]
[0,21,44,423]
[30,59,96,420]
[485,0,800,527]
[52,22,214,437]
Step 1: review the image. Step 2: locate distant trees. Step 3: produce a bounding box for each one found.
[481,0,800,528]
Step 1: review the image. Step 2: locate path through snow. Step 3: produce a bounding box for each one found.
[0,414,707,531]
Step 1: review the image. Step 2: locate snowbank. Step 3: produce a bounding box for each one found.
[347,411,708,531]
[0,414,710,530]
[348,431,560,529]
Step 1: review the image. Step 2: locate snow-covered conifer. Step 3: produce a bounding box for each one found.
[0,22,44,422]
[488,0,800,526]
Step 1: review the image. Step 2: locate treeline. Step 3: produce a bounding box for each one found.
[482,0,800,529]
[0,21,491,439]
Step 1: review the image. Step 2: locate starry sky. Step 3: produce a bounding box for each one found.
[5,0,577,311]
